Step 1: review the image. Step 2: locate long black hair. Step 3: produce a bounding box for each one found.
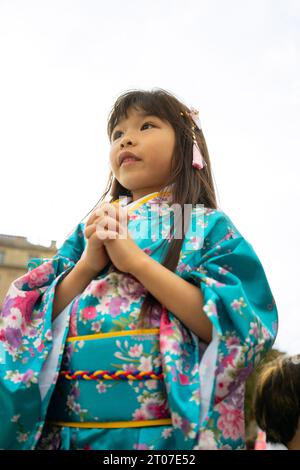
[77,87,219,327]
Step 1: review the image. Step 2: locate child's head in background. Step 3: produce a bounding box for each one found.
[104,87,218,208]
[253,354,300,450]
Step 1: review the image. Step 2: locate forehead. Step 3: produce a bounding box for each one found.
[115,108,159,126]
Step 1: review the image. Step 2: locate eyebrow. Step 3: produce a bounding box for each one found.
[114,112,158,128]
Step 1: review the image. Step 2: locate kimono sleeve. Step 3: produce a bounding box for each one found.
[185,209,278,448]
[0,222,86,449]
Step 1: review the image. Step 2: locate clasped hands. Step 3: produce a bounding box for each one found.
[84,202,146,275]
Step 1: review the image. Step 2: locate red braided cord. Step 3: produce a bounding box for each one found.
[59,370,164,381]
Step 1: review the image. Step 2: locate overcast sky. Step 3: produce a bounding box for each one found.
[0,0,299,355]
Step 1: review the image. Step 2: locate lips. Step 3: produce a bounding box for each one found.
[119,151,141,166]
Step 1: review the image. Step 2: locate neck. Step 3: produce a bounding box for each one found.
[287,419,300,450]
[131,188,162,202]
[131,184,174,202]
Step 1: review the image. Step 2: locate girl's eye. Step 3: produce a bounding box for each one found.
[112,122,155,141]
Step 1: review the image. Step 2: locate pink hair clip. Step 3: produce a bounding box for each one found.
[186,107,206,170]
[189,107,202,130]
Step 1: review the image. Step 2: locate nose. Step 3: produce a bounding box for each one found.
[120,137,133,148]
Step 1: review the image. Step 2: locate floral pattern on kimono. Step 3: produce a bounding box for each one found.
[0,193,278,449]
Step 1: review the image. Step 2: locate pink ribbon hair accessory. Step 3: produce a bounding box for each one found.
[181,107,206,170]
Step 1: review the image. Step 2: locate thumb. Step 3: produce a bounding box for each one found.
[84,223,96,239]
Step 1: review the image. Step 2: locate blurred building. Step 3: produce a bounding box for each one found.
[0,234,57,311]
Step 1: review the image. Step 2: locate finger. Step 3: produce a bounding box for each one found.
[86,210,100,227]
[96,202,129,225]
[85,212,120,239]
[96,215,119,233]
[86,201,109,227]
[84,223,96,239]
[98,216,128,239]
[95,202,119,222]
[96,226,118,240]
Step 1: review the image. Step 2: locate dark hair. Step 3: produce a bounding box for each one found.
[253,354,300,446]
[77,87,219,327]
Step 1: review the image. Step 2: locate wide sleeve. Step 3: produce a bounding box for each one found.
[159,209,278,450]
[0,222,86,449]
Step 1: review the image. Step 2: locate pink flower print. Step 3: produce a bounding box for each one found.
[249,322,259,339]
[172,412,183,429]
[160,323,175,337]
[7,294,37,324]
[28,329,37,338]
[144,248,152,255]
[119,275,147,300]
[129,213,139,221]
[231,299,242,310]
[261,325,271,340]
[203,299,217,317]
[197,430,218,449]
[91,321,102,333]
[109,297,129,317]
[1,297,15,317]
[220,228,236,242]
[145,401,161,419]
[89,280,109,297]
[219,267,229,275]
[5,327,22,348]
[144,399,170,419]
[128,344,143,358]
[21,262,54,289]
[159,336,171,353]
[11,414,21,423]
[226,336,241,348]
[181,417,197,438]
[74,403,81,414]
[71,384,80,400]
[145,379,158,390]
[231,297,246,311]
[221,349,239,369]
[139,356,152,372]
[133,409,148,421]
[82,306,97,321]
[37,341,45,353]
[178,373,190,385]
[21,369,36,386]
[45,329,53,342]
[215,374,232,402]
[217,403,244,441]
[177,263,186,274]
[123,363,138,372]
[162,428,173,439]
[69,310,78,337]
[96,382,107,394]
[134,443,151,450]
[17,432,30,443]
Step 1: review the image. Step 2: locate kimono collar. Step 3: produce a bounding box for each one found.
[113,189,173,214]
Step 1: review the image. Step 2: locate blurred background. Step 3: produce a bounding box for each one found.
[0,0,299,357]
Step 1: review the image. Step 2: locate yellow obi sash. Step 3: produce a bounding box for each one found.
[46,329,173,428]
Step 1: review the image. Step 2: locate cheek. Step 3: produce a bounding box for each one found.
[109,150,117,170]
[162,158,173,175]
[147,157,172,179]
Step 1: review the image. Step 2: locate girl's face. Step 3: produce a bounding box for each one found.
[109,106,176,201]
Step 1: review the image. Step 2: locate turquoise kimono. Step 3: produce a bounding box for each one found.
[0,192,278,450]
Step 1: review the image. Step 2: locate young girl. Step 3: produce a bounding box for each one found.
[0,88,278,450]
